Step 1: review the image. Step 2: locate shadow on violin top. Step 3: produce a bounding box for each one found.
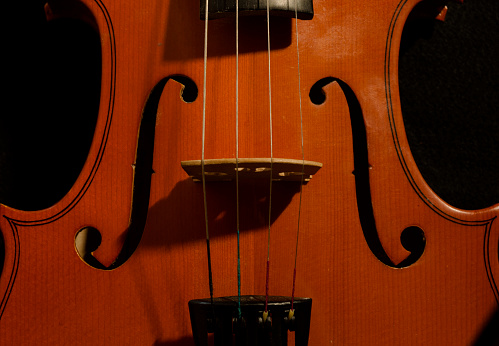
[162,0,296,61]
[147,177,303,244]
[153,336,196,346]
[76,177,302,269]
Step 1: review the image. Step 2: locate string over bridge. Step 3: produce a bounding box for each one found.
[181,158,322,183]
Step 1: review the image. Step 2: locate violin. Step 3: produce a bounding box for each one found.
[1,0,497,344]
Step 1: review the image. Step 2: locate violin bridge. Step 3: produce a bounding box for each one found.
[188,295,312,345]
[181,158,322,183]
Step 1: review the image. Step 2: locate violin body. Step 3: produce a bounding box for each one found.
[1,0,497,344]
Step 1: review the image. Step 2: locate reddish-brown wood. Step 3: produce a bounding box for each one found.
[1,0,497,344]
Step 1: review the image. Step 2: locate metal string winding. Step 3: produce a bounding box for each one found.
[202,0,214,307]
[264,0,273,316]
[235,0,242,319]
[291,0,306,313]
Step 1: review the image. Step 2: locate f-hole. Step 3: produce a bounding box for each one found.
[75,76,198,269]
[310,77,426,268]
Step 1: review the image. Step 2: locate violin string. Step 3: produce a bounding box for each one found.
[291,0,306,313]
[235,0,242,319]
[264,0,273,315]
[202,0,214,307]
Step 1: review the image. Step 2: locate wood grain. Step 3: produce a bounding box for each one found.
[0,0,497,344]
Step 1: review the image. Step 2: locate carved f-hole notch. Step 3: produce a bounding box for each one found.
[310,77,426,268]
[75,76,198,269]
[201,0,314,20]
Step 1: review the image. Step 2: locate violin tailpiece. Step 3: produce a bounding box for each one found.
[189,295,312,346]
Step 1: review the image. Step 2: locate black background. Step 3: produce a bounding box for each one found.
[0,0,497,211]
[399,0,498,211]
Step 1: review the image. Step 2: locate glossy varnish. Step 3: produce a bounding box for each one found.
[0,0,497,344]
